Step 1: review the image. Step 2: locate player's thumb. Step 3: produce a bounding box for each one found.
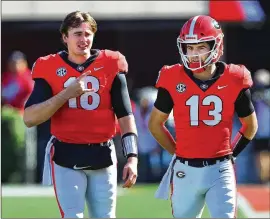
[83,88,96,93]
[77,70,91,81]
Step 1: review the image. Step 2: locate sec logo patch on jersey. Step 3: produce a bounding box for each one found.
[56,67,67,77]
[176,83,186,93]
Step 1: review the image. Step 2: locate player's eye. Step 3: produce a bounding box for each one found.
[85,32,93,37]
[198,45,207,50]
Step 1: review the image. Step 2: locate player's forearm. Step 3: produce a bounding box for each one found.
[232,112,258,157]
[232,126,255,158]
[23,90,68,127]
[239,112,258,140]
[118,115,138,136]
[148,123,176,155]
[240,123,258,140]
[118,115,138,161]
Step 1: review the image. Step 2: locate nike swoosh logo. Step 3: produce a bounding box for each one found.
[94,67,104,71]
[73,165,92,170]
[219,168,228,173]
[217,85,228,90]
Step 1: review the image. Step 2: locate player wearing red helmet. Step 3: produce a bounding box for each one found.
[177,15,224,74]
[149,15,258,218]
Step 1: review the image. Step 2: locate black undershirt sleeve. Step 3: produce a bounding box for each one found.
[154,87,174,114]
[111,73,133,118]
[25,78,53,108]
[234,88,255,118]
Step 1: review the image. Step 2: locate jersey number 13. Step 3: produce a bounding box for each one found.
[186,95,223,126]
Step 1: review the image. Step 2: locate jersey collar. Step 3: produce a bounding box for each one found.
[58,49,100,73]
[183,61,226,91]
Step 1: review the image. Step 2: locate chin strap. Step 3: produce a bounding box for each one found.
[192,67,207,74]
[188,61,208,74]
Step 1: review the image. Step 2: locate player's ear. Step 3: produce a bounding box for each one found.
[62,34,68,43]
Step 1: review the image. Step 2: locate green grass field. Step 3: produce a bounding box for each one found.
[2,184,246,218]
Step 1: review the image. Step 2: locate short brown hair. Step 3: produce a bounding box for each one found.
[60,11,97,36]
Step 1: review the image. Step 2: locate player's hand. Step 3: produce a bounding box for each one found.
[122,157,138,188]
[63,71,95,99]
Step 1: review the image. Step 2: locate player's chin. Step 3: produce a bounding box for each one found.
[76,49,90,56]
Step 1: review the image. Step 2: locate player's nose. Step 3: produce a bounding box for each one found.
[190,53,199,61]
[192,49,200,55]
[188,50,198,57]
[79,35,89,43]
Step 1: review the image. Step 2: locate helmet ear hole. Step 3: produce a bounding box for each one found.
[181,44,187,54]
[207,40,215,50]
[200,33,204,36]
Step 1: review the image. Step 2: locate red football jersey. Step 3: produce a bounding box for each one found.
[156,63,253,158]
[32,50,128,143]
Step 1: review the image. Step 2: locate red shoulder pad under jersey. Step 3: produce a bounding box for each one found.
[155,65,175,89]
[229,64,253,89]
[31,54,55,81]
[104,50,128,73]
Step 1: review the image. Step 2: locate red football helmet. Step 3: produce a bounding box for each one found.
[177,15,224,73]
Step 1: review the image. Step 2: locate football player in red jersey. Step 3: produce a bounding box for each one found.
[24,11,138,218]
[148,15,258,218]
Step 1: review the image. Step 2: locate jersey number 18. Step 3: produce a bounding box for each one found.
[64,76,101,110]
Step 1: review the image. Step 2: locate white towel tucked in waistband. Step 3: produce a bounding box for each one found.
[155,154,176,200]
[42,135,55,186]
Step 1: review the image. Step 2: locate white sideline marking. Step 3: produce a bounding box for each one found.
[2,185,126,197]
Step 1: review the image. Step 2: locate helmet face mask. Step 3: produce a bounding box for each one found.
[177,15,224,73]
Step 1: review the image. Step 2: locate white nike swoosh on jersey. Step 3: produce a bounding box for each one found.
[217,85,228,90]
[94,67,104,71]
[73,165,92,170]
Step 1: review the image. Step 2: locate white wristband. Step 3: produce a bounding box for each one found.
[121,133,138,158]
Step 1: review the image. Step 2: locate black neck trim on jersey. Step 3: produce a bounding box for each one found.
[58,49,100,73]
[184,62,226,92]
